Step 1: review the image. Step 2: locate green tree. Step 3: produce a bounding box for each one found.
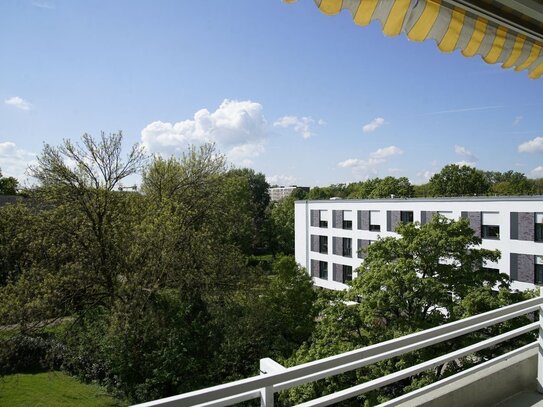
[369,176,414,198]
[285,216,529,406]
[225,168,271,254]
[485,170,533,195]
[0,169,18,195]
[269,195,296,255]
[427,164,490,196]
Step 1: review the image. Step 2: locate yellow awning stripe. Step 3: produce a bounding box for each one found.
[286,0,543,79]
[383,0,411,37]
[462,17,487,58]
[502,34,526,69]
[407,0,441,42]
[319,0,343,15]
[516,43,541,71]
[484,26,508,64]
[438,7,465,53]
[354,0,379,27]
[529,61,543,79]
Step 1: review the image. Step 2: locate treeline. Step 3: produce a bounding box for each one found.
[0,134,311,403]
[0,134,537,406]
[297,165,543,200]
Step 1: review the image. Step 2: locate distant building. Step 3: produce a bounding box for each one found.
[269,186,308,202]
[295,197,543,291]
[0,195,21,207]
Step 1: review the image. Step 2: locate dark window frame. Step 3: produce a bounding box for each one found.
[536,223,543,242]
[342,237,352,257]
[342,219,352,230]
[482,224,500,239]
[369,224,381,232]
[319,235,328,254]
[343,265,353,283]
[400,211,414,224]
[319,261,328,280]
[535,263,543,285]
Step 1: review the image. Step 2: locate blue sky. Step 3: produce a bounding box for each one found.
[1,0,542,187]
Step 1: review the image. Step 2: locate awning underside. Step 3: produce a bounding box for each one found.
[287,0,543,79]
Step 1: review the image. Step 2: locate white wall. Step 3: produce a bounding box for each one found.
[295,198,543,291]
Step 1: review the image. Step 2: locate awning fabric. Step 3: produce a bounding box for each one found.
[286,0,543,79]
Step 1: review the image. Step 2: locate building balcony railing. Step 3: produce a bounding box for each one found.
[133,291,543,407]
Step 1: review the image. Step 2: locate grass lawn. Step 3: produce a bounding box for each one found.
[0,372,127,407]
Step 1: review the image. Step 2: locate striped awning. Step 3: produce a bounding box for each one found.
[286,0,543,79]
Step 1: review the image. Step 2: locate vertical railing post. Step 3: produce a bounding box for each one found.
[538,287,543,393]
[259,358,286,407]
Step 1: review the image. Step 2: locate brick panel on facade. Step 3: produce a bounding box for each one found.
[461,211,481,237]
[517,253,534,283]
[310,210,319,227]
[357,239,371,259]
[388,211,401,232]
[332,210,343,228]
[310,235,319,252]
[333,236,343,255]
[333,263,343,282]
[519,212,535,241]
[358,210,370,230]
[310,259,320,278]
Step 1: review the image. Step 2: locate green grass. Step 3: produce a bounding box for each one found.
[0,372,127,407]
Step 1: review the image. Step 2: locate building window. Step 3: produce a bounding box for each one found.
[482,212,500,240]
[319,236,328,254]
[369,210,381,231]
[482,225,500,239]
[536,256,543,285]
[536,213,543,242]
[319,210,328,228]
[400,211,413,224]
[342,238,352,257]
[319,261,328,280]
[343,265,353,283]
[342,219,352,230]
[481,267,499,275]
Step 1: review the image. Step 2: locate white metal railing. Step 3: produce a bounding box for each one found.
[133,291,543,407]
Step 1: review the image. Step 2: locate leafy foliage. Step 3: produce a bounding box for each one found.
[283,216,532,406]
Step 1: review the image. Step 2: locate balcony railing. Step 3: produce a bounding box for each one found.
[133,290,543,407]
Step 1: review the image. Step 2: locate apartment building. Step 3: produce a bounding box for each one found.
[269,186,309,202]
[295,197,543,291]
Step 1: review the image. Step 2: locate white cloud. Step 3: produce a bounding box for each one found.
[362,117,385,133]
[4,96,32,111]
[370,145,403,159]
[454,145,478,162]
[338,145,403,178]
[273,115,323,139]
[454,161,476,167]
[267,174,297,185]
[531,166,543,178]
[32,0,55,9]
[417,170,435,180]
[518,137,543,153]
[513,116,523,126]
[141,99,267,165]
[0,141,37,181]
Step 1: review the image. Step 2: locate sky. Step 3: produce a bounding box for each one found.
[1,0,542,188]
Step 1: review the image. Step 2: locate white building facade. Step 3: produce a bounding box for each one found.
[295,197,543,291]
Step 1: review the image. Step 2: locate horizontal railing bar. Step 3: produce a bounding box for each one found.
[377,341,538,407]
[274,305,538,391]
[132,296,543,407]
[194,389,261,407]
[297,321,539,407]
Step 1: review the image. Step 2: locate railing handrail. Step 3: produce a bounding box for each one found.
[133,295,543,407]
